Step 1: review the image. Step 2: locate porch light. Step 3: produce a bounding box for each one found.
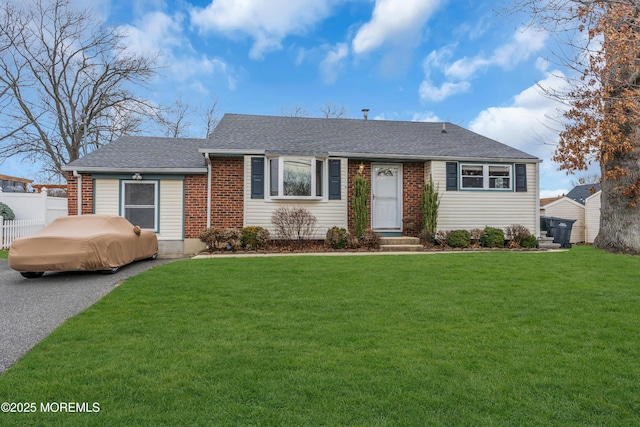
[132,173,142,180]
[358,162,365,174]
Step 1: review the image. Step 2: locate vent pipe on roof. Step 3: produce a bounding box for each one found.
[362,108,369,120]
[441,123,447,133]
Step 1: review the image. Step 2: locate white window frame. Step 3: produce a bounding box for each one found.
[267,156,326,200]
[460,164,513,191]
[121,180,158,231]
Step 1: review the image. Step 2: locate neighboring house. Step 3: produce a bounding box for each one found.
[540,183,601,244]
[62,113,542,256]
[0,174,32,193]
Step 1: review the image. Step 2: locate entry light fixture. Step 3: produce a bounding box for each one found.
[132,173,142,180]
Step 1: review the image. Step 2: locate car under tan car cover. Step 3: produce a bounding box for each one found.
[9,215,158,273]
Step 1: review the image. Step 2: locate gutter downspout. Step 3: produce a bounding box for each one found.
[206,156,212,228]
[72,170,82,216]
[535,162,540,239]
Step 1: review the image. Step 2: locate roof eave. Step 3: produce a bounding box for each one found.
[328,152,542,163]
[61,166,208,174]
[199,148,265,156]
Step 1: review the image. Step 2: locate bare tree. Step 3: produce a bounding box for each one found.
[201,98,220,138]
[510,0,640,254]
[158,97,221,138]
[319,101,346,118]
[158,97,192,138]
[0,0,158,178]
[570,173,601,187]
[280,104,309,117]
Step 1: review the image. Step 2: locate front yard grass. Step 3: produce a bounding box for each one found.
[1,246,639,425]
[0,249,7,259]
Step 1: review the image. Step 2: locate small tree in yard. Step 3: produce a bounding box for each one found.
[352,172,370,239]
[422,175,440,242]
[271,207,318,249]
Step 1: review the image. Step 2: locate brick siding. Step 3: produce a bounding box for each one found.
[402,162,425,236]
[65,172,94,215]
[209,157,244,229]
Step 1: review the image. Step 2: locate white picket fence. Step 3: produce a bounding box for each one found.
[1,219,45,249]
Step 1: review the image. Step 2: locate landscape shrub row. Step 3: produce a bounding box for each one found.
[199,207,380,252]
[425,225,538,249]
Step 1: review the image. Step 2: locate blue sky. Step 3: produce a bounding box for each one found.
[5,0,589,197]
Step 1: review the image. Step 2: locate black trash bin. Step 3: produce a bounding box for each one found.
[540,216,552,235]
[550,218,576,248]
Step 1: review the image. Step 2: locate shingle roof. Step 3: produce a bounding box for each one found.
[201,114,539,161]
[566,183,601,205]
[63,136,207,173]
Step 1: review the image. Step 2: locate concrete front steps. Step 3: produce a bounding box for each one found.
[379,236,424,252]
[538,235,561,250]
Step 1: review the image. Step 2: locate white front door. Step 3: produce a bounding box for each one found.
[372,164,402,230]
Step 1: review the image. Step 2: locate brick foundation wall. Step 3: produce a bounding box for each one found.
[402,162,424,236]
[65,172,94,215]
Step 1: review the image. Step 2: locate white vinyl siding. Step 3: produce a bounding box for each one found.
[93,177,184,240]
[94,179,119,214]
[157,180,183,240]
[244,156,348,239]
[431,161,538,233]
[540,197,585,243]
[585,191,601,244]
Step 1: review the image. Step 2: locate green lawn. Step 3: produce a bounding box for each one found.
[1,247,639,425]
[0,250,7,259]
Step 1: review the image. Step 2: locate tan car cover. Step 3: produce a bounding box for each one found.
[9,215,158,272]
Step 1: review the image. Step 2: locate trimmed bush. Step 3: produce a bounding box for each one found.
[483,227,505,248]
[359,228,380,250]
[447,230,471,248]
[422,175,440,240]
[271,207,318,249]
[199,227,241,251]
[325,227,349,250]
[0,202,15,221]
[353,173,370,238]
[505,224,532,246]
[520,234,539,248]
[241,226,270,250]
[470,228,484,248]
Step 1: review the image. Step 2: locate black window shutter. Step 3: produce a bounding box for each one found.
[251,157,264,199]
[446,162,458,191]
[515,164,527,192]
[328,159,341,200]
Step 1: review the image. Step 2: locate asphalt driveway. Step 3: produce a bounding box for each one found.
[0,257,177,374]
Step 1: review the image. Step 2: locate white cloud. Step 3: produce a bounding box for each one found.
[419,26,549,103]
[444,27,548,81]
[352,0,444,55]
[120,10,237,91]
[419,80,470,102]
[190,0,335,59]
[491,26,548,69]
[469,71,568,161]
[319,43,349,84]
[122,11,185,55]
[412,111,440,122]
